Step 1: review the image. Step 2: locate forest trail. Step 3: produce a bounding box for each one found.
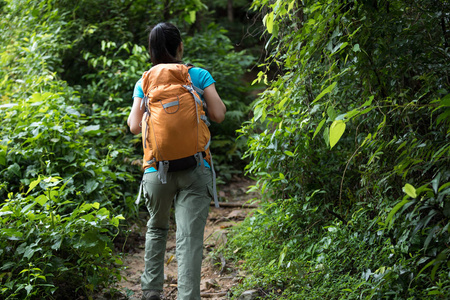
[117,177,259,300]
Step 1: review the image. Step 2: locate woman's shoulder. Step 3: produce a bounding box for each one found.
[188,66,215,89]
[188,66,214,81]
[188,66,211,76]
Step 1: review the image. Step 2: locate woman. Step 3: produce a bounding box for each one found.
[127,22,226,300]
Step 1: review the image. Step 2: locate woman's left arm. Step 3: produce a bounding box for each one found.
[127,97,145,134]
[203,83,226,123]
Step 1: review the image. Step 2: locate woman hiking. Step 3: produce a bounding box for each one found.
[127,22,226,300]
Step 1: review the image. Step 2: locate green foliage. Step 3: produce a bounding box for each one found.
[230,0,450,298]
[183,23,256,179]
[0,177,124,299]
[1,0,256,297]
[0,0,135,297]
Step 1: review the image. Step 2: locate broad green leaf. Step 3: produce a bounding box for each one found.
[272,23,279,38]
[438,182,450,192]
[24,246,41,260]
[115,214,125,220]
[362,96,374,107]
[284,150,294,156]
[0,145,6,166]
[278,246,287,267]
[288,1,295,12]
[436,109,450,125]
[189,11,196,23]
[329,120,346,149]
[430,249,450,280]
[25,284,33,295]
[83,125,101,133]
[265,12,274,33]
[7,163,21,177]
[313,119,326,139]
[313,82,337,104]
[80,203,93,212]
[327,106,337,120]
[431,173,441,194]
[85,179,99,194]
[253,105,266,122]
[0,261,15,271]
[439,93,450,106]
[360,133,372,147]
[2,229,23,240]
[428,290,443,296]
[344,109,359,119]
[257,209,266,215]
[402,183,417,198]
[35,194,48,206]
[51,238,62,250]
[27,176,41,195]
[21,202,36,214]
[386,199,409,226]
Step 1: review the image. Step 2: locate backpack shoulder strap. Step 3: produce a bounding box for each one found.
[184,64,205,95]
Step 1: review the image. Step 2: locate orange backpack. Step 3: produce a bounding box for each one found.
[140,63,218,206]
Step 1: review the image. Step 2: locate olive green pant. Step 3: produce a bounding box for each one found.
[141,166,212,300]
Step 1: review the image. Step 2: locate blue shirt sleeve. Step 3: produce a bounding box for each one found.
[132,78,144,99]
[188,67,216,90]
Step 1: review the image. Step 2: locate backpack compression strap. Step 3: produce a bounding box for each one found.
[209,152,219,208]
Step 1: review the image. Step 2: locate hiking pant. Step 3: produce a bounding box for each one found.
[141,166,212,300]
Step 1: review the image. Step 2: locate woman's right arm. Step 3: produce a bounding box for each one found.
[127,97,145,135]
[203,83,226,123]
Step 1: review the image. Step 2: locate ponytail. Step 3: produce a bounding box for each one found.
[149,23,182,65]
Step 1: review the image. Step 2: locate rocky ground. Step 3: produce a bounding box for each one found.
[116,176,259,300]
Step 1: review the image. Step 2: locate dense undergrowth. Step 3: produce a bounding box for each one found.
[2,0,448,299]
[227,0,450,299]
[0,0,255,298]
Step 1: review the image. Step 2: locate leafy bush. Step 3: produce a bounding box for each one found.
[0,177,124,299]
[229,0,450,299]
[0,0,132,297]
[1,0,257,297]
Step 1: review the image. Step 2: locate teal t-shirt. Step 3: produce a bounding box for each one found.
[132,66,216,101]
[133,66,215,173]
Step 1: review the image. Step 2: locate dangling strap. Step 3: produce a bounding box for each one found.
[209,152,219,208]
[194,152,205,172]
[143,112,149,149]
[158,161,169,184]
[135,179,144,205]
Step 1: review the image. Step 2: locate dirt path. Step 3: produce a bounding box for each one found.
[118,177,258,299]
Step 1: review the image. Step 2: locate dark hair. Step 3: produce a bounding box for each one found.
[149,22,182,65]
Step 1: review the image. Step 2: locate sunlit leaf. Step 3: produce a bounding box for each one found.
[313,119,326,139]
[27,176,41,195]
[329,120,346,149]
[402,183,417,198]
[313,82,337,104]
[35,195,48,206]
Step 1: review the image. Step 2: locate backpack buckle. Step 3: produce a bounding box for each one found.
[158,161,169,184]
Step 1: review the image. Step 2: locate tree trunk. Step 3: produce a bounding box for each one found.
[227,0,233,22]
